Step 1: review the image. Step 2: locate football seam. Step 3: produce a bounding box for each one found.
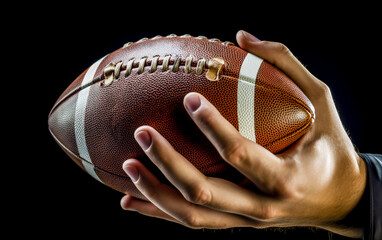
[49,127,131,180]
[262,116,313,151]
[255,80,313,113]
[51,73,314,160]
[254,82,314,151]
[223,73,315,139]
[48,74,103,119]
[50,70,314,177]
[123,34,235,48]
[49,59,213,118]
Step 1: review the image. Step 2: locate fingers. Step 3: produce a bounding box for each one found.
[236,30,327,103]
[130,120,285,219]
[183,93,285,195]
[236,30,345,134]
[122,159,197,224]
[121,195,180,224]
[134,126,209,196]
[122,159,262,229]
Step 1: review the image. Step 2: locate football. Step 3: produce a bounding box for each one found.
[48,34,315,199]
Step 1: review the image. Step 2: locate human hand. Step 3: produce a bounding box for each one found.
[120,30,367,238]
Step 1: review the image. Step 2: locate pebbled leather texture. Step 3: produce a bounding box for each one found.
[48,35,315,199]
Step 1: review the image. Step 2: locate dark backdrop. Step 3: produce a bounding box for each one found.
[16,4,381,240]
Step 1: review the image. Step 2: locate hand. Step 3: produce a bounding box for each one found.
[120,31,367,238]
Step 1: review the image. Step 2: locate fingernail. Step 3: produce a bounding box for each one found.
[239,30,261,42]
[184,93,201,113]
[135,130,152,151]
[123,161,139,182]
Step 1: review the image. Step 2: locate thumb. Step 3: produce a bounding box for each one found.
[236,30,262,43]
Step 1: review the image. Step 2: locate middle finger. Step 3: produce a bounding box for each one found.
[134,126,284,221]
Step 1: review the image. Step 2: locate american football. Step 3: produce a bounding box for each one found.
[48,34,315,199]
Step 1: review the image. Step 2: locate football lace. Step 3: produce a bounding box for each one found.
[100,34,231,87]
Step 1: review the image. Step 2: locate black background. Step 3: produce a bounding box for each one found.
[11,3,381,240]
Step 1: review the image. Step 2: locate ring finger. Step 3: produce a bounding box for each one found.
[122,159,261,229]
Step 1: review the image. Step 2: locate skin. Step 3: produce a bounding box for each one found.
[120,30,367,238]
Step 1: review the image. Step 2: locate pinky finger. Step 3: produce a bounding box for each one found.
[121,195,181,224]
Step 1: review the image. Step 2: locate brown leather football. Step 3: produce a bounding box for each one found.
[48,34,315,199]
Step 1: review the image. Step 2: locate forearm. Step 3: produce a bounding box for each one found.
[360,153,382,240]
[323,153,382,239]
[321,186,368,238]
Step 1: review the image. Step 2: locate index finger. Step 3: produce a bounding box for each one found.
[131,126,285,222]
[236,30,325,102]
[184,92,285,195]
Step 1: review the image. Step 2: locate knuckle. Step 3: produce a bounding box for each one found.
[263,41,291,56]
[316,81,332,98]
[274,175,300,199]
[253,204,277,221]
[180,212,203,229]
[273,42,291,55]
[221,139,248,166]
[184,183,212,206]
[261,41,293,67]
[275,180,293,198]
[311,81,335,107]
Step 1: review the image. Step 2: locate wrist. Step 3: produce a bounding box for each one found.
[320,154,369,238]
